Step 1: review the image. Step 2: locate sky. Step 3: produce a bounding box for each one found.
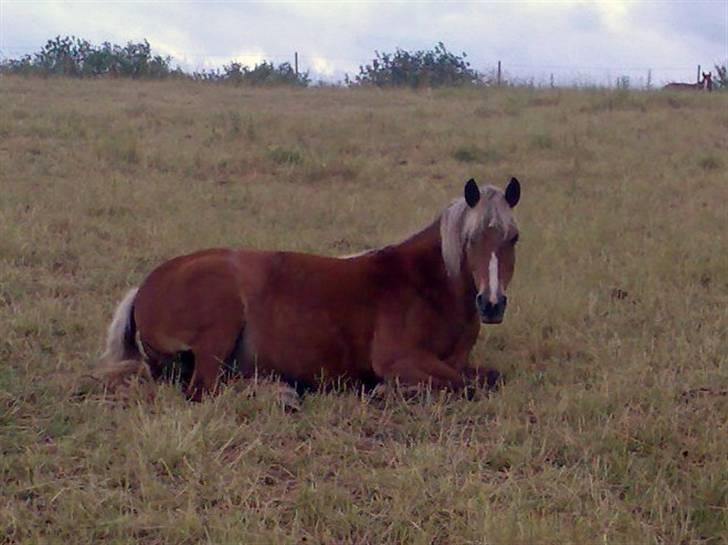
[1,0,727,86]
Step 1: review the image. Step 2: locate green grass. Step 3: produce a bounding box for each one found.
[0,77,727,544]
[267,145,304,166]
[452,144,501,164]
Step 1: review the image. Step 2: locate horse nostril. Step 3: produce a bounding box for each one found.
[477,294,508,319]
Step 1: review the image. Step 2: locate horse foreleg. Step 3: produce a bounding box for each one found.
[373,350,465,390]
[445,323,502,393]
[445,320,480,373]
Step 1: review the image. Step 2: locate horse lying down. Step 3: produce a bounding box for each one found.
[97,177,521,403]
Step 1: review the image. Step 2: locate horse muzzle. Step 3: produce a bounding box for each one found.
[476,294,507,324]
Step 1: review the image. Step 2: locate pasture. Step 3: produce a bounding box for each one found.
[0,76,726,544]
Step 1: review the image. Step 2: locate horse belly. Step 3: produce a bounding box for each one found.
[241,300,374,386]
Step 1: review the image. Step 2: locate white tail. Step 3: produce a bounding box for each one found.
[101,287,139,364]
[89,287,154,394]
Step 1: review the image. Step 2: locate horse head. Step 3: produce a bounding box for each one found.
[459,177,520,324]
[702,72,713,91]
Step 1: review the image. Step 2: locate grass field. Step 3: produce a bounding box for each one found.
[1,76,727,544]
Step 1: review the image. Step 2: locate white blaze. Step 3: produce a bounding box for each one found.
[488,252,499,304]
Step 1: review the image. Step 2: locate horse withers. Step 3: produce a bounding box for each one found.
[99,177,521,401]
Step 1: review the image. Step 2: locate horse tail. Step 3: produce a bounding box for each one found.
[102,287,140,363]
[96,287,151,389]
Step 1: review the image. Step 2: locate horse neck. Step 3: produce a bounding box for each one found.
[391,218,476,302]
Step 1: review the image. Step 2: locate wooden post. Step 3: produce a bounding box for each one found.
[497,60,501,86]
[697,64,701,83]
[294,52,299,77]
[647,69,652,90]
[550,73,554,88]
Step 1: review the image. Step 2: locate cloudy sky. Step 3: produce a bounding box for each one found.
[1,0,727,86]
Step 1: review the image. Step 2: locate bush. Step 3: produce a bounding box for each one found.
[0,36,177,78]
[714,63,727,90]
[194,61,309,87]
[0,36,308,87]
[348,42,480,88]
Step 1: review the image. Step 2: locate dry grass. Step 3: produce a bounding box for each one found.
[1,76,727,544]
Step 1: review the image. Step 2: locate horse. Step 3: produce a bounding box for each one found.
[663,71,713,92]
[98,177,521,402]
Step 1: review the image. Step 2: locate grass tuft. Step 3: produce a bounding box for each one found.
[697,154,722,171]
[267,145,304,166]
[452,144,500,164]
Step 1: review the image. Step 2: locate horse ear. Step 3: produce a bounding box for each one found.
[505,177,520,208]
[464,178,480,208]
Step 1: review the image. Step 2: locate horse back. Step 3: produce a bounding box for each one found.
[663,82,700,91]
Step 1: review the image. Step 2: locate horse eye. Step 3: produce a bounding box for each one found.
[510,234,519,246]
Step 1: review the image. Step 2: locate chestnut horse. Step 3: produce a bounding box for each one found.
[664,71,713,92]
[100,178,521,401]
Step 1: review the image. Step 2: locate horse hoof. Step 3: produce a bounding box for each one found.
[463,367,503,395]
[481,369,503,391]
[369,383,390,400]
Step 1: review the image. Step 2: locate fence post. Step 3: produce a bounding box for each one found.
[497,60,501,86]
[647,69,652,90]
[697,64,700,83]
[294,52,299,77]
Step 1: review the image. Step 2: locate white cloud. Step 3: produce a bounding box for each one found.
[310,55,335,77]
[231,49,268,67]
